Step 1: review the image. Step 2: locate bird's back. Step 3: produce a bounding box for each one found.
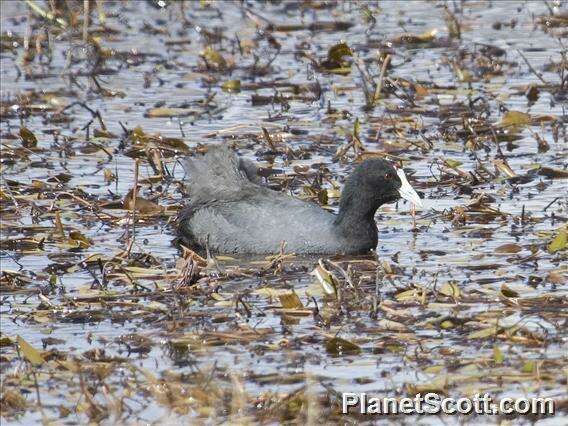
[180,187,343,254]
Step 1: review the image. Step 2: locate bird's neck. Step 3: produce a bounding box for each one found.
[334,180,381,247]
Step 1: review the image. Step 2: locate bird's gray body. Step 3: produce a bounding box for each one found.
[178,147,374,254]
[185,190,345,254]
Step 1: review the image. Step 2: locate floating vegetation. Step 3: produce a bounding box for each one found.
[1,1,567,424]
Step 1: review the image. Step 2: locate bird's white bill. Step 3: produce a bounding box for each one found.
[396,168,423,208]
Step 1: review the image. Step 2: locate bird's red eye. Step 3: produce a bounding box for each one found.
[384,172,393,179]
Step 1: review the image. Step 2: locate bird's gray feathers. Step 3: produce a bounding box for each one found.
[184,190,342,254]
[180,145,250,204]
[178,146,348,253]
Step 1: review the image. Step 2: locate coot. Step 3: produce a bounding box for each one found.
[178,146,422,254]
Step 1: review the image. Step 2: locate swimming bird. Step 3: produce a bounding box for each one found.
[178,146,423,254]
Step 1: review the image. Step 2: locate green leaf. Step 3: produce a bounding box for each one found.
[278,291,304,309]
[548,228,567,254]
[493,345,504,364]
[17,335,44,366]
[499,111,531,128]
[445,159,462,168]
[221,79,241,93]
[325,337,361,356]
[201,46,227,69]
[423,365,444,374]
[353,117,360,139]
[468,326,499,339]
[439,282,460,299]
[323,67,352,75]
[521,360,535,373]
[320,42,353,74]
[327,42,352,65]
[311,261,338,297]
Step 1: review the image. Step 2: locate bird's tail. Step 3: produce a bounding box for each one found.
[180,145,249,202]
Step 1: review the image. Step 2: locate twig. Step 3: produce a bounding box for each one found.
[411,204,417,231]
[95,0,106,24]
[489,126,511,167]
[127,160,140,257]
[262,127,276,151]
[372,54,391,105]
[543,197,560,212]
[83,0,90,42]
[32,370,46,420]
[352,55,373,106]
[517,49,549,85]
[24,0,68,28]
[542,0,554,16]
[242,7,273,28]
[60,101,107,131]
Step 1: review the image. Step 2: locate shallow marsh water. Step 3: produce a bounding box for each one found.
[1,1,567,424]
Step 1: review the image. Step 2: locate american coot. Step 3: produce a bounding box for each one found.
[178,146,423,254]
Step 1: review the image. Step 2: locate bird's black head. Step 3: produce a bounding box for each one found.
[338,158,422,220]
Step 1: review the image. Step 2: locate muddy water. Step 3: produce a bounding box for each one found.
[1,1,567,424]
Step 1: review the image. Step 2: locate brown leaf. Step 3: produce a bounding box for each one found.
[495,243,522,254]
[391,29,438,45]
[538,167,568,179]
[500,284,520,298]
[19,127,38,148]
[69,230,92,248]
[327,42,352,66]
[493,159,517,178]
[145,107,198,118]
[123,189,164,214]
[546,271,566,285]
